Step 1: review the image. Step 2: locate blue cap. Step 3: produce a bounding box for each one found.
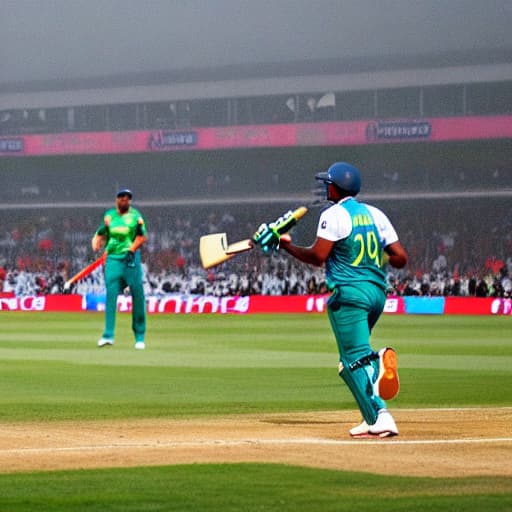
[116,189,133,198]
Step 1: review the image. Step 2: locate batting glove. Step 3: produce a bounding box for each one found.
[253,223,280,253]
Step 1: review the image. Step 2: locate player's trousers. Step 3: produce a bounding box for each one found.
[102,254,146,342]
[327,283,387,425]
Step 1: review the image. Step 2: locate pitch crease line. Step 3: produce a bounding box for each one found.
[1,436,512,454]
[399,406,512,412]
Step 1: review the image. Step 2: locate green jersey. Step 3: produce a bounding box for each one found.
[96,207,147,257]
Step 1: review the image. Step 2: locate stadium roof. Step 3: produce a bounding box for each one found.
[1,47,511,94]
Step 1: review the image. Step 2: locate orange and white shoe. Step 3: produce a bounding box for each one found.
[376,347,399,400]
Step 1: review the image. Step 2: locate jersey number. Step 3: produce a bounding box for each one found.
[352,232,380,266]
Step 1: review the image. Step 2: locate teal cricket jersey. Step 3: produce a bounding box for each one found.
[319,198,388,291]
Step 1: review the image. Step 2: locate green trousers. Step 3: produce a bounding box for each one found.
[102,254,146,342]
[327,283,387,424]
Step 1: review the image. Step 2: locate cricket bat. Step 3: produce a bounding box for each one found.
[199,206,307,270]
[63,253,107,291]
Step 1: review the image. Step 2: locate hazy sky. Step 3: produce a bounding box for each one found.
[1,0,512,85]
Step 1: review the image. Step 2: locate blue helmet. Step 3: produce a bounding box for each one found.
[315,162,361,196]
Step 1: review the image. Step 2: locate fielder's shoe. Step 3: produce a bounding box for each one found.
[375,347,400,400]
[135,341,145,350]
[368,410,399,438]
[97,338,114,348]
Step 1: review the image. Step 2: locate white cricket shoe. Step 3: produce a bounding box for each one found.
[349,420,370,437]
[97,338,114,348]
[349,411,398,438]
[135,342,145,350]
[368,411,399,437]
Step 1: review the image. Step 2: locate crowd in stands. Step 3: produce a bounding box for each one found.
[1,203,511,299]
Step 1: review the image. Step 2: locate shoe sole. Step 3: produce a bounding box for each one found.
[377,348,399,400]
[351,431,398,439]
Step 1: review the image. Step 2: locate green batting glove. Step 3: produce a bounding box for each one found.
[253,223,280,253]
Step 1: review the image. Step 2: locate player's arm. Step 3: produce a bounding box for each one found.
[124,220,147,268]
[92,217,110,252]
[92,233,106,252]
[384,241,408,269]
[128,217,148,253]
[279,202,340,266]
[279,235,333,267]
[129,234,148,253]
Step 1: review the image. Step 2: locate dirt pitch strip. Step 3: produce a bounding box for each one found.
[0,407,510,477]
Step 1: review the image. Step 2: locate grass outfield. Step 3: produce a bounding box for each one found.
[0,311,511,510]
[0,465,511,512]
[0,312,510,421]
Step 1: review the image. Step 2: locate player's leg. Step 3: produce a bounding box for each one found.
[328,302,385,425]
[327,284,396,435]
[100,257,123,344]
[341,354,398,437]
[125,256,146,348]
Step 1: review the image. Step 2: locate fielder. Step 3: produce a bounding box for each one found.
[254,162,408,437]
[92,189,148,350]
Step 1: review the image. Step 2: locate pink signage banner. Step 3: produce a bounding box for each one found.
[1,115,511,157]
[1,294,510,316]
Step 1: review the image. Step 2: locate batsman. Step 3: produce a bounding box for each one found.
[92,189,148,350]
[254,163,408,437]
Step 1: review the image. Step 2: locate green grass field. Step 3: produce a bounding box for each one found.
[0,311,511,511]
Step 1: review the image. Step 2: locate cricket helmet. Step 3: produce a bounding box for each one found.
[315,162,361,196]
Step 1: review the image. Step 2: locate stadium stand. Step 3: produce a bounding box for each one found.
[1,51,511,297]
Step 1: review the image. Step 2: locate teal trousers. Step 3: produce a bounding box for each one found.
[102,254,146,342]
[327,283,387,424]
